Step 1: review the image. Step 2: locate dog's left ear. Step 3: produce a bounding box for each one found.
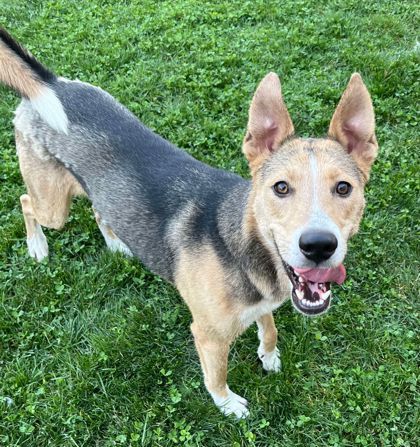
[243,72,294,174]
[328,73,378,180]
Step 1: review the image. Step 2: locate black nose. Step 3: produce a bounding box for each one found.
[299,231,338,263]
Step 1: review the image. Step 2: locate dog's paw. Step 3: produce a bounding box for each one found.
[211,387,250,419]
[27,226,48,261]
[258,345,281,373]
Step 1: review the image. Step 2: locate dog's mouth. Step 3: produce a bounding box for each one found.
[283,262,346,316]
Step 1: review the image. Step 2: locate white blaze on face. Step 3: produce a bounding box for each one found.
[287,152,346,268]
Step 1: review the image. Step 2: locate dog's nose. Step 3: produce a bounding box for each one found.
[299,231,337,263]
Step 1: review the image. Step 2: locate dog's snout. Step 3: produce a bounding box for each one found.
[299,231,337,263]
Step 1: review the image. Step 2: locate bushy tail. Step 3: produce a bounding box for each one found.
[0,28,68,133]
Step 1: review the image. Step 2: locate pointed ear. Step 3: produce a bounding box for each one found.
[243,72,294,173]
[328,73,378,180]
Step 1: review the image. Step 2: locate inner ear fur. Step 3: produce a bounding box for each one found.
[243,72,294,174]
[328,73,378,180]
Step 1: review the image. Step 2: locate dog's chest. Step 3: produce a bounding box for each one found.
[237,267,292,327]
[239,291,290,328]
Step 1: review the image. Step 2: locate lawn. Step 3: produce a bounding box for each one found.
[0,0,418,446]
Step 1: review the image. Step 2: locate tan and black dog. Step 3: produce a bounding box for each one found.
[0,28,378,417]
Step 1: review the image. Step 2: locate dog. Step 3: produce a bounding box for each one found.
[0,28,378,418]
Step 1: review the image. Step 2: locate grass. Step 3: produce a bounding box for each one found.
[0,0,418,446]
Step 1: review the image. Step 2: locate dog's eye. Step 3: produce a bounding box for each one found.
[273,181,290,196]
[336,181,352,196]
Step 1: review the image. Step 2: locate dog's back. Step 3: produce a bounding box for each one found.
[69,86,248,278]
[3,27,247,279]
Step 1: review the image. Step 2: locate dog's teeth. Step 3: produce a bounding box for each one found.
[323,290,331,299]
[298,276,305,284]
[302,299,310,306]
[296,289,304,300]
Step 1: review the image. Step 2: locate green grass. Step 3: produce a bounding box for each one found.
[0,0,418,446]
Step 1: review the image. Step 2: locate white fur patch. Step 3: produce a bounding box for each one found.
[257,320,281,372]
[97,220,132,256]
[31,87,68,134]
[104,235,133,256]
[27,223,48,261]
[240,300,279,328]
[258,345,281,372]
[240,289,290,328]
[284,153,346,268]
[210,386,249,419]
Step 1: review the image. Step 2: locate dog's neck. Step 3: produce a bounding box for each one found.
[218,185,289,302]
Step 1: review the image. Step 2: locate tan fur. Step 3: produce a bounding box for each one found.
[94,211,118,240]
[174,132,372,400]
[243,73,377,273]
[241,201,291,306]
[16,131,84,230]
[0,41,43,98]
[256,313,278,353]
[16,131,121,255]
[175,245,250,396]
[19,194,40,239]
[176,242,288,397]
[176,245,242,340]
[252,138,366,254]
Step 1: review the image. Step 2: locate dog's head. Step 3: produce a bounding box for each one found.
[244,73,378,316]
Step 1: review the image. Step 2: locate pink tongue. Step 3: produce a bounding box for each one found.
[294,264,346,285]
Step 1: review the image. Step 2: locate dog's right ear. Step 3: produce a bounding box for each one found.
[243,72,294,174]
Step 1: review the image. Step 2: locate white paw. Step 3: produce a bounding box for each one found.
[258,345,281,372]
[27,225,48,261]
[210,387,250,419]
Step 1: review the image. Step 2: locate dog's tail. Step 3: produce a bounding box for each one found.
[0,28,68,133]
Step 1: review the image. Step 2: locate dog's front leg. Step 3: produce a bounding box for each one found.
[257,313,281,372]
[191,322,249,418]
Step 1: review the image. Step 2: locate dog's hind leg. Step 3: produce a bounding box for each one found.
[257,313,281,372]
[19,174,79,261]
[20,194,48,261]
[93,210,132,256]
[16,131,84,261]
